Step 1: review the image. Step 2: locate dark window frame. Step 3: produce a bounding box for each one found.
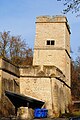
[51,40,55,45]
[47,40,50,45]
[46,40,55,45]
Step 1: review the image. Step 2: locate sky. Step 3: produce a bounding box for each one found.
[0,0,80,60]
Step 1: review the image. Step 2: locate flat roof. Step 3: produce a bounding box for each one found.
[5,90,44,109]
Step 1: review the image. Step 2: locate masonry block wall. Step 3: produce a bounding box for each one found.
[33,16,71,81]
[19,65,70,117]
[0,58,20,117]
[0,15,71,118]
[33,15,71,107]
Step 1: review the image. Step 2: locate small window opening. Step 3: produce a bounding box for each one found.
[46,40,55,45]
[51,40,55,45]
[47,40,50,45]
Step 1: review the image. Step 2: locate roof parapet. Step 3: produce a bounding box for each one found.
[36,15,71,34]
[36,15,67,23]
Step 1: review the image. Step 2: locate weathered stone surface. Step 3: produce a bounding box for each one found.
[32,15,71,117]
[17,107,34,119]
[0,15,71,119]
[0,58,20,117]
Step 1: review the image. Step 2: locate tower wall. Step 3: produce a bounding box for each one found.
[32,16,71,117]
[33,15,71,84]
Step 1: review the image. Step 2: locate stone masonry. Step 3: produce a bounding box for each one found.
[20,15,71,118]
[0,15,71,119]
[0,57,20,117]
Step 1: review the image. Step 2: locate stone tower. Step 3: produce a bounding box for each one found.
[33,15,71,85]
[0,15,71,118]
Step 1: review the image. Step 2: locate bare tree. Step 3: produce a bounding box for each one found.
[0,31,10,58]
[70,53,80,100]
[9,35,33,65]
[57,0,80,15]
[0,31,33,66]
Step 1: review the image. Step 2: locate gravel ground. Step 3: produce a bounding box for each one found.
[33,118,68,120]
[0,118,69,120]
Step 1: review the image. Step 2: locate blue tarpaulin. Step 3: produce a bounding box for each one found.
[34,108,48,118]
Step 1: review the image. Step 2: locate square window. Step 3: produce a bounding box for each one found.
[51,40,55,45]
[47,40,50,45]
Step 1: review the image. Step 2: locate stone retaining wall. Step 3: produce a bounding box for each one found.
[0,58,20,117]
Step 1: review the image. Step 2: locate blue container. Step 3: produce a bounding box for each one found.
[34,108,48,118]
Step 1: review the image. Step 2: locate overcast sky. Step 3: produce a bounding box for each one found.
[0,0,80,60]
